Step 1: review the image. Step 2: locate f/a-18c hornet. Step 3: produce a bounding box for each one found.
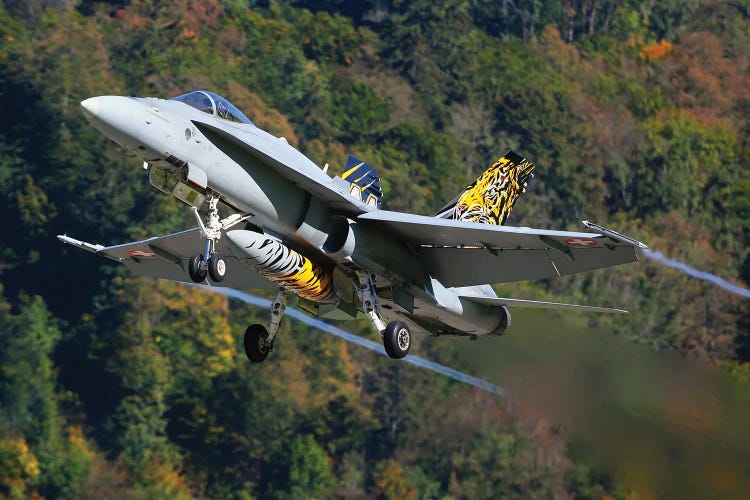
[59,90,648,362]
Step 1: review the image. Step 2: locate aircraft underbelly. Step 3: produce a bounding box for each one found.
[177,136,506,337]
[376,289,505,337]
[141,108,511,337]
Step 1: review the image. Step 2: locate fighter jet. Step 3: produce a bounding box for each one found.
[59,90,647,362]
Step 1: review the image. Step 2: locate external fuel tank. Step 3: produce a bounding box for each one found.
[226,230,337,303]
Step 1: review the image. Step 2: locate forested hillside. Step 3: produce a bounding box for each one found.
[1,0,749,497]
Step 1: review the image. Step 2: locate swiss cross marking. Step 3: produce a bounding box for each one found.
[564,238,598,247]
[128,249,158,258]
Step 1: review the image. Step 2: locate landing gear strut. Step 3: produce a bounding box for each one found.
[356,272,411,359]
[244,288,288,363]
[188,195,248,283]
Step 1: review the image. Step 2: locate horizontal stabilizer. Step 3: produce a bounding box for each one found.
[461,295,628,314]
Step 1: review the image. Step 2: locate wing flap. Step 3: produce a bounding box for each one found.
[462,295,628,314]
[422,248,560,284]
[358,210,644,286]
[58,229,274,291]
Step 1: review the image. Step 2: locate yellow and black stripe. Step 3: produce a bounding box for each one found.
[342,155,382,208]
[454,151,535,226]
[242,238,336,303]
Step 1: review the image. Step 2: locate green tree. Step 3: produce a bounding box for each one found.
[0,293,99,497]
[632,111,738,219]
[282,434,333,499]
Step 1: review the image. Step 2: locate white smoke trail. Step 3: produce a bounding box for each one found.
[195,247,749,396]
[642,249,750,300]
[195,285,507,397]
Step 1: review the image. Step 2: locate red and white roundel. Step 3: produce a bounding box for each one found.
[564,237,599,248]
[128,249,158,258]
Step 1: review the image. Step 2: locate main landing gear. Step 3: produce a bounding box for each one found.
[356,272,411,359]
[244,288,288,363]
[241,276,411,363]
[188,195,248,283]
[382,320,411,359]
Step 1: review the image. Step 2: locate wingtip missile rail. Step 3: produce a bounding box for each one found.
[581,220,649,249]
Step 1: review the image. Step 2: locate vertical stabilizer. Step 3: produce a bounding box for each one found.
[342,156,383,208]
[436,151,535,225]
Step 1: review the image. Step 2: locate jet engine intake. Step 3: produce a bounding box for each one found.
[294,197,357,266]
[321,215,356,265]
[226,230,337,303]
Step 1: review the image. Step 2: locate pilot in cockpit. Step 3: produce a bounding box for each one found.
[216,100,230,120]
[171,90,254,125]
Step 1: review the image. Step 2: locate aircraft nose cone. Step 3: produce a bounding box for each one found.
[80,97,101,117]
[79,95,147,150]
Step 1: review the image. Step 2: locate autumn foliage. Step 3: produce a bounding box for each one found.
[639,39,673,60]
[1,0,750,497]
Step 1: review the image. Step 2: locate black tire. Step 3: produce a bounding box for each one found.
[244,324,270,363]
[383,320,410,359]
[208,254,227,282]
[188,254,207,282]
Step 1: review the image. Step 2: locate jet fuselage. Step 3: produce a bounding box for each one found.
[80,94,508,337]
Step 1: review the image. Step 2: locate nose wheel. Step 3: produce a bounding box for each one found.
[188,254,208,282]
[188,253,227,283]
[207,253,227,281]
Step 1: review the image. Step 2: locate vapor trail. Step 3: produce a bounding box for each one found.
[642,249,750,300]
[197,286,507,397]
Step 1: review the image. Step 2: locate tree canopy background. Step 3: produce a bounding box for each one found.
[1,0,750,497]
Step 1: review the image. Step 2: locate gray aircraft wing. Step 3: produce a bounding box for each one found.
[357,211,647,287]
[191,119,373,216]
[58,229,274,291]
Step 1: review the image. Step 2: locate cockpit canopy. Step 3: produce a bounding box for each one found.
[170,90,253,125]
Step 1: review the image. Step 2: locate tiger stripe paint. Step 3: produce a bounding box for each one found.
[227,231,336,303]
[454,152,536,226]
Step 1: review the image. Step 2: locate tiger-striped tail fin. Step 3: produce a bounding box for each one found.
[435,151,535,226]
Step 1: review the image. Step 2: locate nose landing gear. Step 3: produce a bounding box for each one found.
[188,195,248,283]
[188,253,226,283]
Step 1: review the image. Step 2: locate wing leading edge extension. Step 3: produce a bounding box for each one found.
[357,210,647,287]
[58,229,274,291]
[191,119,373,216]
